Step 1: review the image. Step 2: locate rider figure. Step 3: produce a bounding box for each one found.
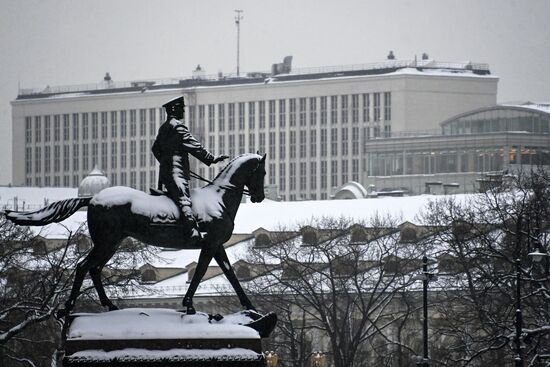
[152,96,228,240]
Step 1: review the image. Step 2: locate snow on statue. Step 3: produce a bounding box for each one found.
[4,96,276,338]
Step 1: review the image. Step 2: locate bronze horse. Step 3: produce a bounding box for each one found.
[5,153,266,315]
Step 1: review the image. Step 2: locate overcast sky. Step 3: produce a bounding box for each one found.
[1,0,549,185]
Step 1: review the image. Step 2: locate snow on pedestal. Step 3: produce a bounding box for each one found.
[63,308,265,366]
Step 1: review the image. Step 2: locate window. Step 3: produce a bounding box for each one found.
[92,112,98,139]
[363,94,370,122]
[278,99,286,128]
[248,102,255,129]
[259,101,266,129]
[130,141,136,167]
[25,117,32,143]
[279,163,286,191]
[218,104,225,131]
[320,161,327,189]
[208,104,215,131]
[374,93,381,121]
[121,141,127,168]
[72,114,79,140]
[331,128,338,155]
[309,97,317,126]
[299,98,307,126]
[341,95,348,124]
[269,163,276,185]
[45,146,51,173]
[73,144,79,171]
[102,142,108,170]
[121,172,127,186]
[279,132,286,159]
[82,113,89,140]
[352,127,360,155]
[139,109,146,136]
[111,142,117,169]
[320,96,327,125]
[341,127,348,156]
[26,147,32,174]
[149,139,155,166]
[149,108,157,136]
[300,162,307,191]
[259,133,265,153]
[35,147,41,173]
[310,130,317,157]
[111,111,118,137]
[140,140,146,167]
[238,102,245,130]
[268,100,276,128]
[140,171,147,191]
[54,115,60,141]
[299,131,307,158]
[384,92,391,121]
[330,96,338,124]
[92,143,98,167]
[63,145,70,171]
[289,99,296,126]
[44,116,52,142]
[228,135,235,157]
[269,132,276,159]
[342,160,348,183]
[219,136,225,154]
[101,112,108,139]
[238,134,245,154]
[149,171,156,189]
[228,103,235,130]
[352,94,359,123]
[290,131,296,158]
[121,111,127,137]
[34,116,41,143]
[111,173,117,186]
[54,146,60,172]
[63,114,70,140]
[320,129,327,157]
[82,144,88,171]
[130,171,136,188]
[331,160,338,187]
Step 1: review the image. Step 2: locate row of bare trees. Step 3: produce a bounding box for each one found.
[238,168,550,367]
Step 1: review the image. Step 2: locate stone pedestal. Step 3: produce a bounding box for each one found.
[62,309,266,367]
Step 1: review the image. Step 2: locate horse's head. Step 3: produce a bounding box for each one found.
[246,154,267,203]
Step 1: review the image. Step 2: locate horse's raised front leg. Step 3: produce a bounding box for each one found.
[182,246,216,314]
[214,247,255,311]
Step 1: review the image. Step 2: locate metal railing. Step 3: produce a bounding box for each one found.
[17,59,490,97]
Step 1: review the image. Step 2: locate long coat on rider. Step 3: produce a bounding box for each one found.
[152,117,215,217]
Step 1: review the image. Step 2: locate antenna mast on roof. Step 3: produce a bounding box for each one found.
[234,9,244,77]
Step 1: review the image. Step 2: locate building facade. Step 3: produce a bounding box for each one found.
[12,59,498,200]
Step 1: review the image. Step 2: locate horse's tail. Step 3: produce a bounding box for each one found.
[3,197,91,226]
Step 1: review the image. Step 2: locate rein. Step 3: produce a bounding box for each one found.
[189,170,251,196]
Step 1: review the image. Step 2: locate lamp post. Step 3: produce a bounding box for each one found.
[415,255,437,367]
[516,239,549,367]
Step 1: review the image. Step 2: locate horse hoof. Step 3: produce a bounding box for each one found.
[108,305,119,311]
[186,306,196,315]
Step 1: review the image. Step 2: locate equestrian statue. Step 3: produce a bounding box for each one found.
[4,96,269,327]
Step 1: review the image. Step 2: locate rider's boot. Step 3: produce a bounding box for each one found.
[181,205,202,241]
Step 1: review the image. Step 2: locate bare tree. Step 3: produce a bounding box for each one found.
[0,216,159,367]
[244,216,422,367]
[420,167,550,366]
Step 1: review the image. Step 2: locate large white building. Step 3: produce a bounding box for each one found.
[11,58,498,200]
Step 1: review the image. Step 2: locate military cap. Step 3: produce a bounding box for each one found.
[162,96,185,112]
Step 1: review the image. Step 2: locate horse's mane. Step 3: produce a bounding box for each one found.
[209,153,261,185]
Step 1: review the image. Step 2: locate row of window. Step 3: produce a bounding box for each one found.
[25,108,164,144]
[187,92,392,133]
[367,146,550,176]
[25,140,156,175]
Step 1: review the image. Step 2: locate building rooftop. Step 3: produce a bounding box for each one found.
[15,59,492,101]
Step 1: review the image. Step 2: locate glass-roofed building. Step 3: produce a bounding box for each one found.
[362,103,550,195]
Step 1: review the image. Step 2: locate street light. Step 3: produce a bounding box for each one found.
[413,256,437,367]
[265,351,278,367]
[311,351,326,367]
